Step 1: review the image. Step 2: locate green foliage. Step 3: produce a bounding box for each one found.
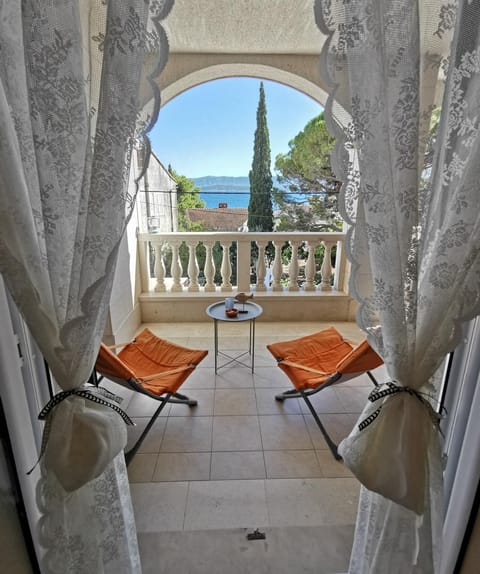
[248,83,274,232]
[170,169,206,231]
[274,113,342,231]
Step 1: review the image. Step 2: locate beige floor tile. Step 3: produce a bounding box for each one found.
[180,367,216,389]
[315,451,354,478]
[255,388,302,414]
[339,372,377,387]
[255,337,284,356]
[169,389,215,416]
[212,415,262,451]
[130,482,189,532]
[185,335,211,349]
[217,336,253,351]
[127,417,167,454]
[195,351,217,369]
[304,413,359,449]
[215,350,255,372]
[144,322,199,338]
[127,453,157,483]
[265,478,360,527]
[253,367,291,388]
[334,386,371,412]
[251,352,277,367]
[214,388,258,415]
[298,387,345,414]
[161,417,213,452]
[214,368,255,388]
[153,453,211,481]
[137,525,354,574]
[126,393,171,417]
[210,451,266,480]
[259,414,313,450]
[264,450,323,478]
[183,480,269,530]
[330,321,365,342]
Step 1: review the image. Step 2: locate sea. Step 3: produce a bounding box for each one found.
[193,175,294,209]
[194,176,250,209]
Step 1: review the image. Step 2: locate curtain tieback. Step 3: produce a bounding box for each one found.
[358,381,441,432]
[27,387,134,475]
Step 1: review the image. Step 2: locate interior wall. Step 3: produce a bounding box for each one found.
[0,411,35,574]
[460,507,480,573]
[0,277,42,570]
[105,215,142,345]
[441,318,480,574]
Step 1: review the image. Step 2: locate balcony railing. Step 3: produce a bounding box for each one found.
[138,232,347,296]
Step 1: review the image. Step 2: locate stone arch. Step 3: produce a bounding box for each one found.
[159,59,329,107]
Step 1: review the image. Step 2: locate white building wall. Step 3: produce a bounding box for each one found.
[132,149,178,233]
[105,150,178,343]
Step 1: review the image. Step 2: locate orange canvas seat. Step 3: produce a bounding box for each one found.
[95,328,208,464]
[267,326,383,459]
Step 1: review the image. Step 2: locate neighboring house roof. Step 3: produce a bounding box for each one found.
[186,207,248,231]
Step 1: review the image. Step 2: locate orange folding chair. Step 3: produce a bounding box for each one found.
[95,328,208,465]
[267,326,383,460]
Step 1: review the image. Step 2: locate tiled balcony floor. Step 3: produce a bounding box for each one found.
[123,321,387,574]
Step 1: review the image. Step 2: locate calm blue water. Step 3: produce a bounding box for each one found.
[194,176,250,209]
[194,176,294,209]
[200,193,249,209]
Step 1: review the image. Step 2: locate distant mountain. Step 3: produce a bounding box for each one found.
[193,176,250,192]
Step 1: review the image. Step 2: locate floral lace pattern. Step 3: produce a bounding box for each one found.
[0,1,173,571]
[316,0,480,571]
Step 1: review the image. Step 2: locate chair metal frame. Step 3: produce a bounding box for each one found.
[94,331,207,465]
[275,368,379,460]
[268,330,383,461]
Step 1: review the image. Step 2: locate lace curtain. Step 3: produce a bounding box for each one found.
[316,0,480,572]
[0,1,172,572]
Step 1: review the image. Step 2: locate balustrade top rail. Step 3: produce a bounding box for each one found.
[137,231,347,295]
[138,231,347,243]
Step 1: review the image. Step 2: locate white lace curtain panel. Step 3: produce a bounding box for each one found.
[316,0,480,572]
[0,1,172,572]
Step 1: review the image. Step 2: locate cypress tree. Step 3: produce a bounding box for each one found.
[248,82,274,231]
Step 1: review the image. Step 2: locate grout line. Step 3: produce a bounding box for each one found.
[262,478,271,526]
[182,481,191,531]
[209,399,214,479]
[254,383,269,479]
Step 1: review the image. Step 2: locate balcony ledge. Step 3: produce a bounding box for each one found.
[139,289,356,322]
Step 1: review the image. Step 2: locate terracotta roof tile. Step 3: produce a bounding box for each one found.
[186,207,248,231]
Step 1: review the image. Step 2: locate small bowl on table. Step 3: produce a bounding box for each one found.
[225,308,239,318]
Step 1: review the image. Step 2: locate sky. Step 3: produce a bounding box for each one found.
[149,78,323,178]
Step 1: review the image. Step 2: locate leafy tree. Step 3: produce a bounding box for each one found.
[274,112,342,231]
[248,82,274,232]
[170,169,206,231]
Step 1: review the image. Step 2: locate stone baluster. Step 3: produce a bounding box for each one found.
[203,241,216,292]
[320,241,333,291]
[271,240,284,292]
[153,243,166,292]
[236,237,251,292]
[170,240,183,292]
[333,240,345,291]
[255,240,267,292]
[138,239,150,293]
[187,241,200,292]
[288,240,301,292]
[220,241,232,291]
[304,240,317,292]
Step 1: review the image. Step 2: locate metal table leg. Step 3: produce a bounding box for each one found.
[214,318,218,374]
[250,318,256,373]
